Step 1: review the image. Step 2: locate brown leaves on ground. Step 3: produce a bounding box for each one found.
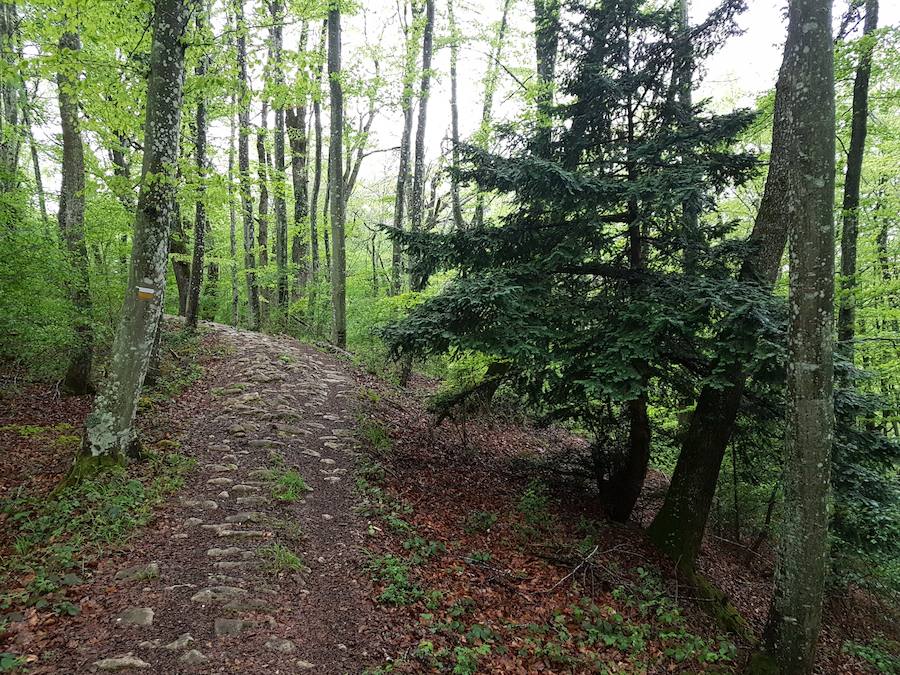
[355,371,896,674]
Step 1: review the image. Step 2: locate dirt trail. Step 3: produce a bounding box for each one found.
[43,322,383,674]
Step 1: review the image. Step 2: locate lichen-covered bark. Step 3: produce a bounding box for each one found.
[186,10,209,329]
[760,0,835,669]
[57,31,94,395]
[327,6,346,348]
[447,0,463,230]
[79,0,190,468]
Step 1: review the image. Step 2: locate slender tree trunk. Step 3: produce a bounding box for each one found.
[57,31,93,395]
[677,0,703,273]
[447,0,464,230]
[327,6,346,348]
[235,0,260,329]
[390,0,423,295]
[186,11,209,329]
[532,0,559,159]
[19,81,47,226]
[308,23,325,302]
[170,211,191,315]
[269,0,288,312]
[647,0,828,574]
[472,0,512,228]
[837,0,879,367]
[287,22,309,298]
[0,1,20,194]
[257,101,270,271]
[78,0,189,474]
[408,0,434,292]
[228,94,239,326]
[751,2,835,671]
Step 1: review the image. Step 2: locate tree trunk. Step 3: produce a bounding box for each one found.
[472,0,512,228]
[235,0,260,329]
[837,0,879,367]
[0,1,19,194]
[77,0,189,474]
[390,0,423,295]
[57,31,93,395]
[228,93,239,326]
[408,0,434,292]
[170,211,191,315]
[186,10,209,330]
[647,3,807,571]
[752,1,835,671]
[532,0,559,159]
[327,6,346,348]
[19,80,48,226]
[309,21,325,296]
[447,0,464,230]
[257,101,270,272]
[270,0,288,312]
[287,23,309,298]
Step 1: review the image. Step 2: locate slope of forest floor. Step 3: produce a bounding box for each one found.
[0,321,896,674]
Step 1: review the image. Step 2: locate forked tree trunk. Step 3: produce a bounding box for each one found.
[327,6,346,348]
[77,0,189,475]
[186,10,209,329]
[750,1,835,672]
[647,0,824,574]
[57,31,93,395]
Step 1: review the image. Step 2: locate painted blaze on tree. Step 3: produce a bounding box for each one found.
[76,0,191,477]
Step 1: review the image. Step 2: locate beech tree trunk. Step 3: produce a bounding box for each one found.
[647,0,827,574]
[57,31,93,395]
[186,11,209,329]
[78,0,189,474]
[327,6,346,348]
[235,0,260,329]
[751,2,835,671]
[390,0,423,295]
[837,0,879,367]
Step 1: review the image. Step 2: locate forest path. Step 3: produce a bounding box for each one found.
[50,322,382,674]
